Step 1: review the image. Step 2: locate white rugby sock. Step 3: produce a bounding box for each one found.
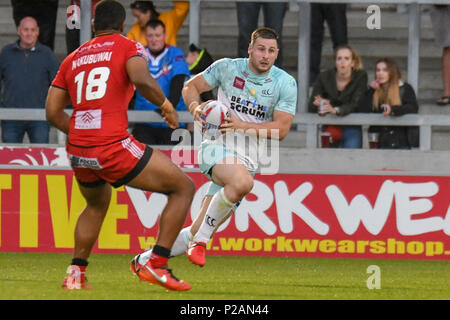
[138,226,193,265]
[170,226,193,256]
[193,188,235,244]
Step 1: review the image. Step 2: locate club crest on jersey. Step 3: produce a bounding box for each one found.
[233,77,245,90]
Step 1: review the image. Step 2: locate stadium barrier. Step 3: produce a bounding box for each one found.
[0,165,449,260]
[187,0,450,114]
[1,0,449,259]
[1,108,449,150]
[75,0,450,114]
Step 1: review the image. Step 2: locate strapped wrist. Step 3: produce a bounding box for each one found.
[160,98,174,113]
[188,101,200,113]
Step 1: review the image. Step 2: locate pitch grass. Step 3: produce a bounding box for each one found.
[0,252,449,300]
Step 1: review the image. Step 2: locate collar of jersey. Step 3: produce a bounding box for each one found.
[147,45,170,65]
[243,58,273,83]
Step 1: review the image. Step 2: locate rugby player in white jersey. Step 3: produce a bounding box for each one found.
[131,27,297,272]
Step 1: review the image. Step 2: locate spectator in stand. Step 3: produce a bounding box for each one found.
[132,19,190,145]
[358,58,419,149]
[0,16,58,143]
[11,0,59,51]
[127,1,189,47]
[65,0,101,55]
[309,3,348,85]
[430,5,450,106]
[308,45,367,149]
[186,43,215,102]
[236,2,287,67]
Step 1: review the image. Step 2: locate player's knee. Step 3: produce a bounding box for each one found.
[83,187,111,211]
[187,176,196,197]
[231,175,253,199]
[87,196,110,212]
[179,174,196,198]
[241,176,254,195]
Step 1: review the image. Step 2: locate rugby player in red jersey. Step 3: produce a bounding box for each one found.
[46,0,194,291]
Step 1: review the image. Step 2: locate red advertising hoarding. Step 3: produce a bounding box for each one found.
[0,168,449,260]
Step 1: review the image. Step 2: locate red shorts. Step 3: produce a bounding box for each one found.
[66,135,153,188]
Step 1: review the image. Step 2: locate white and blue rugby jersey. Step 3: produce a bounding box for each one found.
[203,58,297,122]
[201,58,297,171]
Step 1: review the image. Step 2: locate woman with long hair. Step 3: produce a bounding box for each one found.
[358,57,419,149]
[308,45,368,148]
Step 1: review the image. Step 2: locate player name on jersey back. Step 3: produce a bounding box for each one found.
[72,51,113,70]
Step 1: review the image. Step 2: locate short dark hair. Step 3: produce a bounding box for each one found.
[250,27,279,46]
[94,0,126,32]
[189,43,202,53]
[130,1,159,17]
[145,19,165,31]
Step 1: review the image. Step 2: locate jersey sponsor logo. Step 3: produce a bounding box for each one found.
[71,51,113,70]
[230,95,266,120]
[69,154,102,169]
[205,64,214,74]
[290,78,297,87]
[262,89,273,96]
[206,215,217,227]
[233,77,245,90]
[247,79,263,86]
[77,41,115,55]
[81,112,94,123]
[75,109,102,129]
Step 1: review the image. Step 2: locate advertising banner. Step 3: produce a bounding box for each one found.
[0,145,198,169]
[0,168,449,260]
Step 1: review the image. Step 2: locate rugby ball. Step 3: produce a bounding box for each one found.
[201,100,230,137]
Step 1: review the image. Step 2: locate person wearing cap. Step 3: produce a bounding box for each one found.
[127,0,189,47]
[186,43,215,102]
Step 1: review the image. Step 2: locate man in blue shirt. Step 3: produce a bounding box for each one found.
[132,19,190,145]
[0,16,58,143]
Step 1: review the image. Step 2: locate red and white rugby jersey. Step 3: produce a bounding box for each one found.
[52,33,149,146]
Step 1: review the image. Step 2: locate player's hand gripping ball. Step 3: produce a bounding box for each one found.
[201,100,230,139]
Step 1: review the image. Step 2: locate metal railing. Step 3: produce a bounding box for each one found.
[1,108,449,150]
[75,0,450,113]
[186,0,450,114]
[1,1,449,150]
